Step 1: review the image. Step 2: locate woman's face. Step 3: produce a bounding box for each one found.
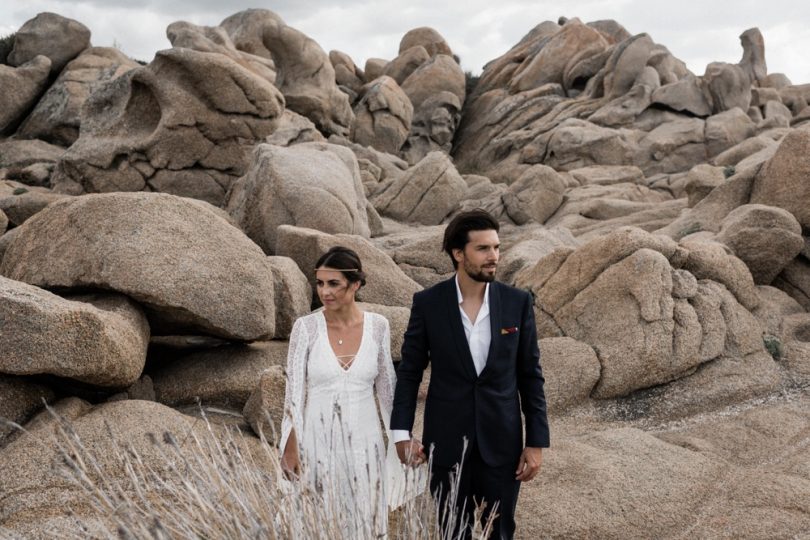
[315,267,359,310]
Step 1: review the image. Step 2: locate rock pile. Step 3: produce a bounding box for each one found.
[1,9,809,537]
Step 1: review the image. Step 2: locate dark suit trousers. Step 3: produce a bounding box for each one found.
[430,440,521,540]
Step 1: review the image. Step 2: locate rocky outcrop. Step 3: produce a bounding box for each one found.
[151,341,288,408]
[166,20,277,83]
[225,143,371,253]
[0,181,69,226]
[6,12,90,75]
[516,227,776,404]
[243,366,286,443]
[351,76,413,154]
[0,276,149,387]
[16,47,139,146]
[1,193,276,340]
[0,375,54,446]
[0,56,51,135]
[276,225,422,308]
[50,47,285,206]
[370,151,466,225]
[221,9,354,136]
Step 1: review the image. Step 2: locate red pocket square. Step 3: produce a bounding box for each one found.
[501,326,518,335]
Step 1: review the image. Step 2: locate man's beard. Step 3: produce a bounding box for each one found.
[464,259,496,282]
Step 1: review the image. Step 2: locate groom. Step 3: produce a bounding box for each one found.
[391,209,550,539]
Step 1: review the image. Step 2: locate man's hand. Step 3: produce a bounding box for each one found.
[515,447,543,481]
[395,438,426,467]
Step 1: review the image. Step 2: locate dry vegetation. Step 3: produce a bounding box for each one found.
[0,408,492,540]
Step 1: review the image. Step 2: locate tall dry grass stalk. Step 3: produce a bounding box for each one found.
[30,407,494,539]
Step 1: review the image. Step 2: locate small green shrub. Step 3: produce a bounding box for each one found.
[763,334,783,361]
[12,187,28,196]
[0,33,15,65]
[678,222,702,238]
[464,70,480,98]
[723,165,736,179]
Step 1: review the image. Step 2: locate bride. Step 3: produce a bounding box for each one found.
[279,246,411,537]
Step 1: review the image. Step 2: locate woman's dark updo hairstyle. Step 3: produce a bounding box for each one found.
[315,246,367,287]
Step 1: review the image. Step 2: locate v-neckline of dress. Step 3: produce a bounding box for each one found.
[320,310,368,374]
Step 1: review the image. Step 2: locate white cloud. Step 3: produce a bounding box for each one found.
[1,0,809,82]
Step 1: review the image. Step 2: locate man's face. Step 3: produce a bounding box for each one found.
[454,229,500,282]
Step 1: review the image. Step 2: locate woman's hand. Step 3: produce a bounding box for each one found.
[281,450,301,480]
[281,430,301,480]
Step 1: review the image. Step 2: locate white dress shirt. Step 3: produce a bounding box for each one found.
[392,276,492,443]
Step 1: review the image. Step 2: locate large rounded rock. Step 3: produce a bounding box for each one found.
[243,365,286,443]
[166,21,276,83]
[538,337,600,414]
[684,164,725,207]
[0,181,69,226]
[370,151,466,225]
[502,165,566,225]
[750,129,810,230]
[716,204,804,284]
[383,46,430,86]
[517,228,769,399]
[0,399,272,538]
[703,62,752,113]
[50,48,285,206]
[400,54,465,113]
[0,139,64,170]
[0,276,149,387]
[151,341,288,409]
[509,21,608,93]
[519,419,810,538]
[398,27,453,58]
[221,8,354,137]
[372,226,453,287]
[329,50,363,94]
[0,375,55,446]
[0,56,51,135]
[497,226,579,285]
[225,142,371,254]
[774,256,810,311]
[357,302,410,361]
[1,193,276,340]
[704,108,756,157]
[351,76,413,154]
[276,225,422,308]
[17,47,140,146]
[400,90,462,165]
[7,12,90,75]
[651,75,712,116]
[267,256,312,339]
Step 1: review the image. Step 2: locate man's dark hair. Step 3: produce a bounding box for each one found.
[442,209,500,269]
[315,246,367,287]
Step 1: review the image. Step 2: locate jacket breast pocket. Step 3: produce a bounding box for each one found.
[499,328,519,357]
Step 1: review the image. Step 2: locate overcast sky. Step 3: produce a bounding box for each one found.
[2,0,809,83]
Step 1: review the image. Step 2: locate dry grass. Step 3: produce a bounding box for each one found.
[14,407,494,539]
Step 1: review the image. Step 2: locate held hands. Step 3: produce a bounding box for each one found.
[515,447,543,482]
[395,438,426,467]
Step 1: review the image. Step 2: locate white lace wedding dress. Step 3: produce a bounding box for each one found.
[280,310,402,537]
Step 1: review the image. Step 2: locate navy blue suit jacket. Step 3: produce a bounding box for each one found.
[391,277,549,468]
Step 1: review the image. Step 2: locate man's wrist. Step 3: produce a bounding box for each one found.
[391,429,411,443]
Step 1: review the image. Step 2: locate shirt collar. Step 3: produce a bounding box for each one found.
[455,274,490,307]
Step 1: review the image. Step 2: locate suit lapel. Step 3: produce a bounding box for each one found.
[480,281,501,380]
[443,277,479,380]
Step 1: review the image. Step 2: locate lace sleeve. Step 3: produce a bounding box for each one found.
[374,313,426,510]
[373,315,396,432]
[280,317,308,454]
